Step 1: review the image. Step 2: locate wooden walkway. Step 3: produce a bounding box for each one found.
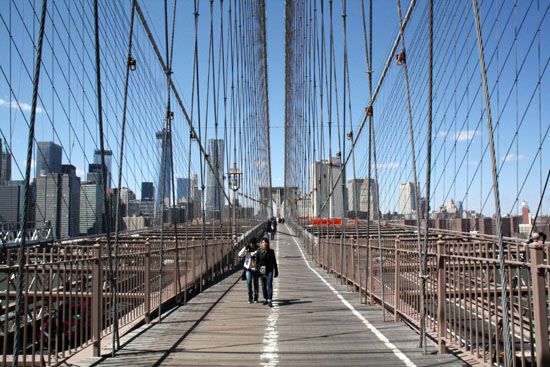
[77,225,466,367]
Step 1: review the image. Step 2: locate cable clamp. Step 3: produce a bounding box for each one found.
[365,105,373,117]
[190,130,197,140]
[166,110,174,120]
[396,51,406,66]
[347,131,353,140]
[128,56,137,71]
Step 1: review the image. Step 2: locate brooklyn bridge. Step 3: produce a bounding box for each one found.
[0,0,548,366]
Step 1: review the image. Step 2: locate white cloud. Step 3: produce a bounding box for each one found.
[375,161,399,169]
[0,98,43,113]
[436,130,448,138]
[502,153,527,162]
[454,130,478,142]
[76,167,86,177]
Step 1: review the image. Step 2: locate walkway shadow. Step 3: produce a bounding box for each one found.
[276,230,298,237]
[274,298,312,307]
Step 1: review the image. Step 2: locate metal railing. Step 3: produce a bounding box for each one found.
[0,221,266,366]
[292,220,550,367]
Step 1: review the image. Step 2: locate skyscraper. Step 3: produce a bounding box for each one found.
[36,141,62,175]
[347,178,379,219]
[35,173,60,234]
[399,182,419,219]
[87,163,103,184]
[311,157,345,218]
[177,177,191,203]
[521,201,531,225]
[205,139,224,220]
[93,149,112,188]
[80,182,104,235]
[141,182,154,201]
[156,129,172,207]
[0,185,21,224]
[3,180,35,228]
[35,165,80,239]
[192,174,202,219]
[0,139,12,184]
[59,165,80,238]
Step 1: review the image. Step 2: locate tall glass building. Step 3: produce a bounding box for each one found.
[93,149,112,188]
[36,141,62,175]
[205,139,224,220]
[156,128,172,207]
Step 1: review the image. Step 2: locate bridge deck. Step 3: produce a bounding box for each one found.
[78,225,465,367]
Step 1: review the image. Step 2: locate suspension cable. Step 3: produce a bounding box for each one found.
[472,1,513,365]
[111,0,137,351]
[12,1,48,365]
[419,0,433,353]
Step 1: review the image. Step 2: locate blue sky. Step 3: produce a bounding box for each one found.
[0,0,548,217]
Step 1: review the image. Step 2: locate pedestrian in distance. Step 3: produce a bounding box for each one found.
[270,217,278,239]
[256,237,278,307]
[265,220,273,238]
[238,240,260,303]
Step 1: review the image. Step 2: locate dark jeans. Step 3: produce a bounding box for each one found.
[245,269,259,300]
[261,271,274,301]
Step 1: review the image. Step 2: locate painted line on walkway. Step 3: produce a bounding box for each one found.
[260,234,280,367]
[287,226,417,367]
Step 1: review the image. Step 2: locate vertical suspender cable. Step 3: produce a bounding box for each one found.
[166,0,182,303]
[12,1,48,365]
[367,0,375,310]
[396,0,423,346]
[471,0,513,365]
[94,0,118,356]
[340,0,348,286]
[112,0,137,351]
[360,0,371,304]
[396,0,422,272]
[420,0,433,353]
[260,0,274,219]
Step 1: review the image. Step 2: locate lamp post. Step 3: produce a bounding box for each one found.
[228,164,242,243]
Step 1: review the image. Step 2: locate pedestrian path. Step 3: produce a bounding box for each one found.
[77,224,465,366]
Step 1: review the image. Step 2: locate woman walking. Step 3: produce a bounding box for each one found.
[238,240,259,303]
[256,237,278,307]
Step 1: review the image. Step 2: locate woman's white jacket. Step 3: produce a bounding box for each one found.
[238,247,258,270]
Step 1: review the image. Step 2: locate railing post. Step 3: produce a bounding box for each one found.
[529,241,550,366]
[368,239,373,304]
[394,236,400,322]
[92,243,102,357]
[173,241,179,298]
[351,238,356,291]
[437,237,446,355]
[144,239,151,324]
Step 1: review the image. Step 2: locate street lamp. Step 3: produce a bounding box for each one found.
[228,165,242,192]
[227,164,242,242]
